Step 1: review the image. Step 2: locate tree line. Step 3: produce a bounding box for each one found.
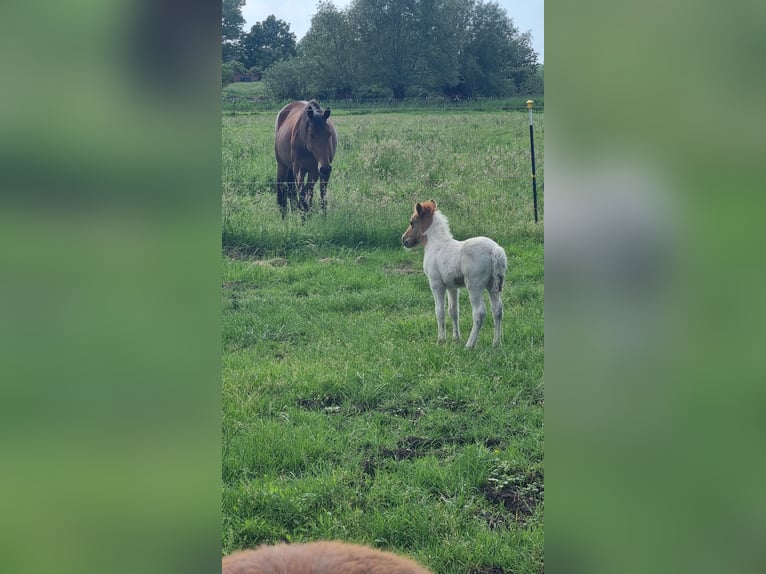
[222,0,542,100]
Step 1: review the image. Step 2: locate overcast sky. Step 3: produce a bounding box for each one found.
[243,0,544,63]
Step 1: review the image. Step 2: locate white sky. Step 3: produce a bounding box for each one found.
[243,0,544,63]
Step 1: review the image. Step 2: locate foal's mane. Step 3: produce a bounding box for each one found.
[427,209,454,241]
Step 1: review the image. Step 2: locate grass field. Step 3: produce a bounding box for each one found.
[222,107,544,573]
[222,82,544,114]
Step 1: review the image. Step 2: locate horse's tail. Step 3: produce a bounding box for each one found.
[490,246,508,293]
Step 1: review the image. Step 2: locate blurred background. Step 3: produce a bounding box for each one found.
[546,1,766,572]
[0,1,222,573]
[1,0,765,573]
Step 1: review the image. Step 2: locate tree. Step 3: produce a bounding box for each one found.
[222,0,246,62]
[249,0,540,99]
[457,1,538,96]
[344,0,537,99]
[349,0,424,99]
[222,60,246,87]
[416,0,471,91]
[505,29,539,93]
[299,2,361,99]
[263,58,312,100]
[240,16,297,71]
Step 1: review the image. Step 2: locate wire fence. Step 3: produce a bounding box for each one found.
[222,95,544,115]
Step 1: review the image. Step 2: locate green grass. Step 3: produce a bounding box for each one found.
[223,82,270,99]
[222,109,544,573]
[222,82,544,115]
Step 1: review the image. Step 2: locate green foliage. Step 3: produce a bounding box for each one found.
[225,1,541,99]
[299,2,360,99]
[222,0,246,62]
[222,109,544,572]
[262,58,313,101]
[222,81,270,100]
[241,15,297,70]
[222,61,244,87]
[348,0,426,98]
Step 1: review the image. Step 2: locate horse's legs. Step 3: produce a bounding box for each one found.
[430,283,447,343]
[290,166,301,214]
[300,170,318,214]
[319,176,329,216]
[447,288,461,342]
[277,164,291,219]
[465,287,487,349]
[489,290,504,346]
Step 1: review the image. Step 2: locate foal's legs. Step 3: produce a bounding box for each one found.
[430,283,447,343]
[489,290,504,346]
[465,288,487,349]
[447,287,461,342]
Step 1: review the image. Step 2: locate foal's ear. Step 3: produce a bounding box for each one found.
[415,202,425,217]
[430,199,437,210]
[323,108,331,119]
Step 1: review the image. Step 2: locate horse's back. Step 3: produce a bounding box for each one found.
[275,101,307,134]
[275,101,308,165]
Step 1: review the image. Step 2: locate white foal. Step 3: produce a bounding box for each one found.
[401,200,508,348]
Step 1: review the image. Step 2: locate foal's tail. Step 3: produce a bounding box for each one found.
[490,246,508,293]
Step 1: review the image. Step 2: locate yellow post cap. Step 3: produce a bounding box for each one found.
[526,99,534,109]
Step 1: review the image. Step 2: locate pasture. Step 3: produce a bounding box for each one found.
[222,107,544,573]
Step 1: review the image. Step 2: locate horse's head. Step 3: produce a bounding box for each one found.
[305,102,335,181]
[402,200,437,248]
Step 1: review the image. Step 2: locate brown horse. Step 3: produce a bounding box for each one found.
[274,100,338,218]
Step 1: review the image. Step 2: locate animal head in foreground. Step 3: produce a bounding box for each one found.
[222,540,434,574]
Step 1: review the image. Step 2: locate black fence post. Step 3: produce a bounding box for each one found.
[526,99,539,223]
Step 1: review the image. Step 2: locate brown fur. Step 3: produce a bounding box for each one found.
[401,199,437,248]
[274,100,338,218]
[222,541,433,574]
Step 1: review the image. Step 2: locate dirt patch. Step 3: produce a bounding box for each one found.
[223,244,262,260]
[475,509,508,530]
[296,395,342,411]
[469,567,506,574]
[252,257,288,267]
[481,467,543,523]
[433,395,469,411]
[318,256,366,265]
[374,436,506,464]
[380,404,426,419]
[361,435,509,479]
[378,446,420,461]
[384,261,420,276]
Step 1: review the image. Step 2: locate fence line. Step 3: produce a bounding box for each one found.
[222,177,544,187]
[221,96,544,115]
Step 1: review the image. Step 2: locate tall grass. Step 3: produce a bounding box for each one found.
[222,109,544,573]
[223,110,544,254]
[222,82,544,115]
